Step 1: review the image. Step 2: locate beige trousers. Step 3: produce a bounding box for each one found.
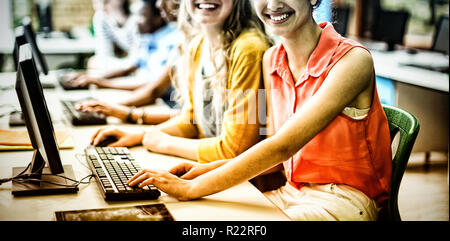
[264,183,379,221]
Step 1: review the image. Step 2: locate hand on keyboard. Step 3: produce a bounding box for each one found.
[76,100,130,121]
[58,71,88,90]
[86,146,161,200]
[97,136,118,147]
[91,127,145,148]
[58,71,102,90]
[127,168,193,201]
[69,74,102,88]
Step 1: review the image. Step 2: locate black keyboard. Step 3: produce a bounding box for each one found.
[61,100,107,126]
[85,146,161,201]
[401,63,449,73]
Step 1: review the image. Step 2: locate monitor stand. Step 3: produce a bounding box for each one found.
[11,151,78,196]
[387,41,396,51]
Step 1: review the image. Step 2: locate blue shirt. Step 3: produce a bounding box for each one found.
[134,23,181,82]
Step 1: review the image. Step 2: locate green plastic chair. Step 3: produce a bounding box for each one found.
[380,105,420,221]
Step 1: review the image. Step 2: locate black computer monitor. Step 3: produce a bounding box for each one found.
[36,2,53,34]
[10,21,53,127]
[9,26,30,127]
[12,43,77,196]
[12,26,28,72]
[22,17,49,75]
[432,15,449,55]
[332,6,350,37]
[371,9,410,51]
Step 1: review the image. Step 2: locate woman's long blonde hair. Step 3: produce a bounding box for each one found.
[172,0,271,105]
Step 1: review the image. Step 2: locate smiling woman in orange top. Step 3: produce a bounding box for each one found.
[127,0,392,221]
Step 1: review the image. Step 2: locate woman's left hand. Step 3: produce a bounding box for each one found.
[127,169,194,200]
[142,127,172,153]
[71,74,104,88]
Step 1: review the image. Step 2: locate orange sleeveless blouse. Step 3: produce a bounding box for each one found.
[269,23,392,203]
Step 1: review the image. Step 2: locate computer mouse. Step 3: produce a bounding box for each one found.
[406,48,418,54]
[96,136,118,147]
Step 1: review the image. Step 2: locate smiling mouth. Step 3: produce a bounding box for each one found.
[196,3,219,10]
[265,12,294,23]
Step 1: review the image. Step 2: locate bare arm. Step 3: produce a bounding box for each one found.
[71,65,142,90]
[95,79,146,91]
[95,65,144,91]
[119,66,173,106]
[141,120,200,160]
[102,65,139,79]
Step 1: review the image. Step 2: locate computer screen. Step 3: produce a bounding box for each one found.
[12,43,77,196]
[432,15,449,55]
[371,10,410,51]
[22,17,49,75]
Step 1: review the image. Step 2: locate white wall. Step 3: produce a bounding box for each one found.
[0,0,14,53]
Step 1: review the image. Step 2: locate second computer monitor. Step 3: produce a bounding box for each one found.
[371,10,410,51]
[432,15,449,55]
[22,17,49,75]
[12,26,28,72]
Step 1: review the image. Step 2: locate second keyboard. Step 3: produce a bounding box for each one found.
[61,99,107,126]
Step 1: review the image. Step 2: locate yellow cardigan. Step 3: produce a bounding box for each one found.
[172,29,270,163]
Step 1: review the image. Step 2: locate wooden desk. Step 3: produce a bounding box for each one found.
[0,76,289,221]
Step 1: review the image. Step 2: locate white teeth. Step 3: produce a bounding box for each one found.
[270,14,290,21]
[198,3,217,9]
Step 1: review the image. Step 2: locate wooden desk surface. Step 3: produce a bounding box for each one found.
[0,77,289,221]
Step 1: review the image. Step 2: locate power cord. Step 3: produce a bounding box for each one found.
[0,153,94,188]
[0,162,33,185]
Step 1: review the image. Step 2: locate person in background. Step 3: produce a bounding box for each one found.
[127,0,392,221]
[89,0,138,70]
[77,0,183,125]
[69,0,179,91]
[89,0,272,165]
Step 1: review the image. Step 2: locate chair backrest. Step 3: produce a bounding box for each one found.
[382,105,420,221]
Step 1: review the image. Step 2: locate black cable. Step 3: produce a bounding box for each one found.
[1,153,94,188]
[0,162,33,185]
[0,159,46,185]
[12,173,94,188]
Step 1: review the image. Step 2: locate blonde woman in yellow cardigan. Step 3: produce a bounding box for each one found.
[91,0,271,163]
